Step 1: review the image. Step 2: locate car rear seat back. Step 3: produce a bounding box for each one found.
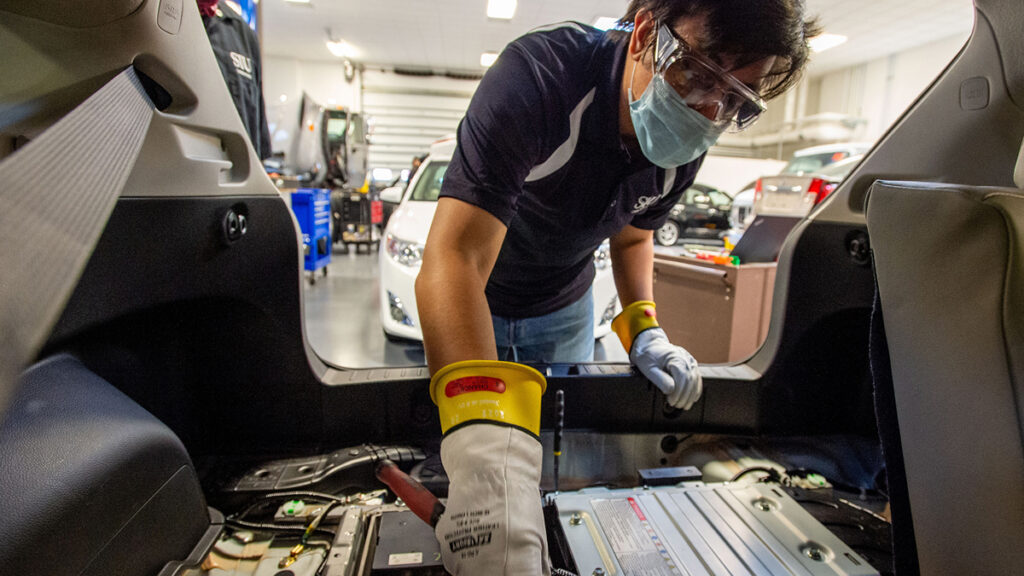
[865,168,1024,574]
[0,355,214,576]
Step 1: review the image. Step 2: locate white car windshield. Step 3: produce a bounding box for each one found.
[409,161,449,202]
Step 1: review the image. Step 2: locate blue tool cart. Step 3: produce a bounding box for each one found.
[291,188,332,283]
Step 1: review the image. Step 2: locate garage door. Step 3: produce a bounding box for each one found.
[361,69,480,176]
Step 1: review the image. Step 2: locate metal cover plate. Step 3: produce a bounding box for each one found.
[553,483,879,576]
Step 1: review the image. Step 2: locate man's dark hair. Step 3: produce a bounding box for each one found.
[620,0,821,100]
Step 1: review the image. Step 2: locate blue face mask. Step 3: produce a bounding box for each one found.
[628,62,726,169]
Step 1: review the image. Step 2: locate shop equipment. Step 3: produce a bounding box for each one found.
[291,188,332,283]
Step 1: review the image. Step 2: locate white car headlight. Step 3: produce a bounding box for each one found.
[593,240,611,271]
[386,234,424,267]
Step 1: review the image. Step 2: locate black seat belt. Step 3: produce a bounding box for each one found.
[0,67,154,420]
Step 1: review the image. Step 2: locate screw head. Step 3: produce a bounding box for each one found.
[592,569,606,576]
[801,544,829,562]
[753,498,778,512]
[569,513,583,526]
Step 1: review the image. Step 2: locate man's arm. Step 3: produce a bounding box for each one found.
[609,223,656,306]
[415,197,507,374]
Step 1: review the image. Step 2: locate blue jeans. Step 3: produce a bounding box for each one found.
[492,286,594,363]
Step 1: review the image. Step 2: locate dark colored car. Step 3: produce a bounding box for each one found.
[655,184,733,246]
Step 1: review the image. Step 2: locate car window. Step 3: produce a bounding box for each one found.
[817,155,864,178]
[682,188,702,204]
[409,161,448,202]
[708,190,732,207]
[782,152,850,174]
[326,117,347,141]
[291,5,972,372]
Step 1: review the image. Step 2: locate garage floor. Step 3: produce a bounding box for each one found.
[304,249,632,369]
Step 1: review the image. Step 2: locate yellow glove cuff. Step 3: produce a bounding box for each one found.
[611,300,660,353]
[430,360,547,436]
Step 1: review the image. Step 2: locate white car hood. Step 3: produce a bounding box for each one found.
[386,200,438,243]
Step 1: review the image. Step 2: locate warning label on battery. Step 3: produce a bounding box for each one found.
[592,498,682,576]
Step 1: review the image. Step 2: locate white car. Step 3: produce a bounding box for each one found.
[379,138,620,342]
[736,142,873,222]
[728,188,756,229]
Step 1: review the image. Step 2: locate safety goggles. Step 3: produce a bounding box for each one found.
[653,22,768,132]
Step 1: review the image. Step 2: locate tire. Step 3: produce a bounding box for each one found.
[655,221,680,246]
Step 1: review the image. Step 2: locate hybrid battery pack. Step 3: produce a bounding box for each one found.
[551,483,878,576]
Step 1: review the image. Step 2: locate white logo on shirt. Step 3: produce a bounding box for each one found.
[632,194,662,214]
[230,52,253,80]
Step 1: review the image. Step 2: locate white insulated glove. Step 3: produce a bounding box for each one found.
[436,424,551,576]
[630,327,703,410]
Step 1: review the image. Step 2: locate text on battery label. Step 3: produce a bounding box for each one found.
[388,552,423,566]
[593,498,682,576]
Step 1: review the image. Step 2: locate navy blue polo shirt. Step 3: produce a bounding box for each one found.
[441,22,702,318]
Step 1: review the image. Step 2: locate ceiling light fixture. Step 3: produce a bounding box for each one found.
[487,0,517,20]
[480,52,499,67]
[326,40,354,58]
[592,17,620,31]
[808,33,848,53]
[325,28,359,59]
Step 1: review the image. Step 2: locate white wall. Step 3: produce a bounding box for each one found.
[700,156,787,195]
[263,56,362,155]
[814,33,967,142]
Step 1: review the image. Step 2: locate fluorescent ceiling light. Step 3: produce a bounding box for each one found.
[480,52,499,67]
[592,17,620,31]
[808,33,848,53]
[326,39,358,58]
[487,0,517,19]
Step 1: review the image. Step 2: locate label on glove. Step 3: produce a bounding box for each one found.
[441,507,499,560]
[445,376,506,398]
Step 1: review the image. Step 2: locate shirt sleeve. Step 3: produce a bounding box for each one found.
[629,155,704,230]
[440,44,560,226]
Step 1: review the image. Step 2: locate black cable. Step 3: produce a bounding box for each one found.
[300,501,340,546]
[224,518,337,538]
[729,466,784,483]
[257,490,347,503]
[230,490,350,522]
[552,569,579,576]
